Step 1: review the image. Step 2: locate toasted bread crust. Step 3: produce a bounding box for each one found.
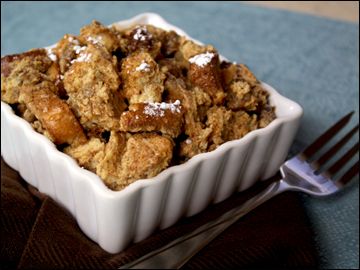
[120,102,184,138]
[19,85,87,145]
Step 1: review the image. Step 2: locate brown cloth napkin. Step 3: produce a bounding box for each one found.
[1,158,319,269]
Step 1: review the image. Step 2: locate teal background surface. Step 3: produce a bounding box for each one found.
[1,2,359,268]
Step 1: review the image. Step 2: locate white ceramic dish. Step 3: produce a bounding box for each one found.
[1,13,303,253]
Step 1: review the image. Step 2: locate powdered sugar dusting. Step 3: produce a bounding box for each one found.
[135,60,150,72]
[133,26,151,41]
[188,52,215,67]
[144,104,165,117]
[143,100,181,117]
[46,48,57,62]
[70,52,92,64]
[68,36,80,45]
[66,36,91,64]
[73,45,87,54]
[87,35,103,45]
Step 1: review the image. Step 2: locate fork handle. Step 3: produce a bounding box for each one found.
[120,180,288,269]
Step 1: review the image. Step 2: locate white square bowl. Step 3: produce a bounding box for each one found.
[1,13,303,253]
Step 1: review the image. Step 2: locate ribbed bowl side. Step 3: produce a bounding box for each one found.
[237,128,280,192]
[28,138,56,199]
[185,155,227,217]
[10,123,38,188]
[1,110,18,170]
[45,156,76,216]
[133,177,171,243]
[213,145,252,203]
[95,189,141,253]
[261,119,301,180]
[159,165,202,229]
[71,171,99,243]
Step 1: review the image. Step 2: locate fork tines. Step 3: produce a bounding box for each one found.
[302,112,354,158]
[300,111,359,186]
[337,161,360,186]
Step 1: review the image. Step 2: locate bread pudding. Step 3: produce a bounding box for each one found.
[1,21,276,191]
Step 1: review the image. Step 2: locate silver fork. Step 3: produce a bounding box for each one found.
[119,112,359,269]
